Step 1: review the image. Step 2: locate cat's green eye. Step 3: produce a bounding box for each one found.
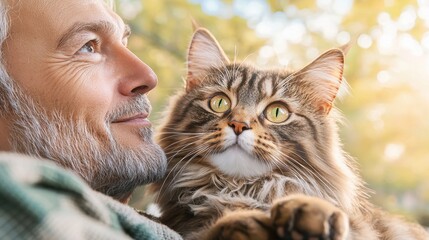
[265,103,289,123]
[209,95,231,113]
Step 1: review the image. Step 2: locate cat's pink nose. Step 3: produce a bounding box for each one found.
[228,121,251,135]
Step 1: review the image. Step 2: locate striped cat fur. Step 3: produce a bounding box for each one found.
[148,28,428,240]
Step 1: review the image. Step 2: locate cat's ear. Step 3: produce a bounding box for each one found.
[186,28,230,92]
[294,48,346,115]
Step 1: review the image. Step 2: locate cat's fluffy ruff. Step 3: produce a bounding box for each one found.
[148,28,429,239]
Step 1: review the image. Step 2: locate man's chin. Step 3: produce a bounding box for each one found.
[94,138,168,200]
[103,146,167,203]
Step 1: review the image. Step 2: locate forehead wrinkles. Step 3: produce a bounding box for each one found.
[22,0,105,17]
[7,0,117,40]
[46,0,116,26]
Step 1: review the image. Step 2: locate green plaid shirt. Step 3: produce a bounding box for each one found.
[0,153,182,240]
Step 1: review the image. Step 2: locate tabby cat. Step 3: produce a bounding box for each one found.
[149,28,429,240]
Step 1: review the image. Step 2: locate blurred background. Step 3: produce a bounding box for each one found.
[115,0,429,226]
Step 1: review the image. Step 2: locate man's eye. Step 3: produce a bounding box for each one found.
[78,40,97,54]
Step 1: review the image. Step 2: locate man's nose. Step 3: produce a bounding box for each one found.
[228,120,251,135]
[116,47,157,97]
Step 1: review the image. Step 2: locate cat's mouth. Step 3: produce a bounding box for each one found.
[229,142,244,150]
[223,141,251,156]
[225,144,245,154]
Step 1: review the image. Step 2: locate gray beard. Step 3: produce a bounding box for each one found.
[0,72,167,200]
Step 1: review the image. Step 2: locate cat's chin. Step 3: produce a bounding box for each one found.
[209,145,272,178]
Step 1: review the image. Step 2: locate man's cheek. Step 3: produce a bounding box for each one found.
[43,62,111,110]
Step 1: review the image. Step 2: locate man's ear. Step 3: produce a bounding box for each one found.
[293,48,346,115]
[186,28,230,92]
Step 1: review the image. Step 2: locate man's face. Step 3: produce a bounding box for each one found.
[2,0,166,200]
[5,0,157,148]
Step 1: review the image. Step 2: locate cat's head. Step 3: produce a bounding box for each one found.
[158,28,349,180]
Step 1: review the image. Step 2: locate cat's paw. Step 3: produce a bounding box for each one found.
[271,194,349,240]
[204,210,276,240]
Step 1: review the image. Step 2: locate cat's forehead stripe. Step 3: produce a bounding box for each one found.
[226,67,234,90]
[219,66,299,108]
[263,77,273,97]
[234,68,249,97]
[271,74,280,96]
[225,65,240,90]
[257,75,266,93]
[247,72,258,90]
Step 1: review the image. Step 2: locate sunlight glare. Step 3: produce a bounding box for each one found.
[259,45,275,59]
[378,12,391,26]
[336,31,351,45]
[397,6,417,31]
[377,71,391,85]
[399,33,423,56]
[358,34,373,49]
[384,143,405,163]
[421,32,429,50]
[282,21,306,44]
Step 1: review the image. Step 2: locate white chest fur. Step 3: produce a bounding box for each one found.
[209,127,272,178]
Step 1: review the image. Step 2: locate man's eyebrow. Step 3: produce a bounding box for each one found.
[57,20,132,49]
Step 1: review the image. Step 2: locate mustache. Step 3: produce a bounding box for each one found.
[105,95,152,123]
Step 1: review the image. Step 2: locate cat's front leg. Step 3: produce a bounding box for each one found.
[271,194,349,240]
[203,209,276,240]
[202,194,349,240]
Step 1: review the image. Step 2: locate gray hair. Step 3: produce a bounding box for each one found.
[0,1,13,113]
[0,1,8,59]
[0,2,7,56]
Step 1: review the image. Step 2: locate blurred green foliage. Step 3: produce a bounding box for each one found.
[117,0,429,226]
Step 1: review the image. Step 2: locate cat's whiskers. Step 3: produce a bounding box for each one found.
[270,152,312,194]
[169,145,213,192]
[267,156,285,174]
[266,153,287,175]
[285,152,332,191]
[301,150,350,204]
[164,138,201,156]
[239,53,255,67]
[270,146,321,183]
[166,130,222,181]
[161,135,204,151]
[158,133,203,143]
[280,150,340,204]
[252,144,284,174]
[158,129,216,153]
[159,130,207,135]
[160,126,212,132]
[157,144,211,202]
[288,148,341,195]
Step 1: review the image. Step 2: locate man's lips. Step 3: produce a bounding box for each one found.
[112,113,151,126]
